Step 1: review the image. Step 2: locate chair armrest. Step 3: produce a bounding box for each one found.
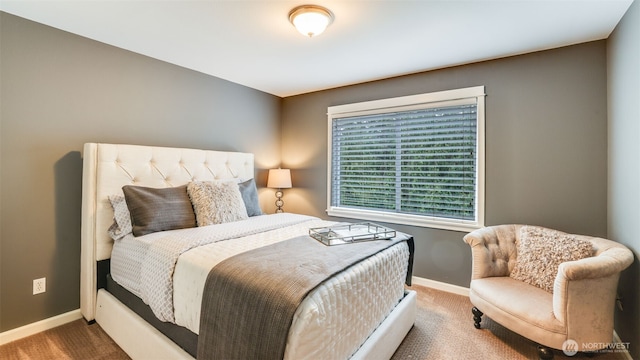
[558,247,633,281]
[553,245,633,325]
[463,225,518,279]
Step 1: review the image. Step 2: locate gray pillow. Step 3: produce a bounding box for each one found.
[238,178,263,217]
[122,185,196,237]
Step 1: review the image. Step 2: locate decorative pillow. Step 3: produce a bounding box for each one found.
[238,178,263,217]
[510,226,593,293]
[107,194,133,240]
[187,181,248,226]
[122,185,196,237]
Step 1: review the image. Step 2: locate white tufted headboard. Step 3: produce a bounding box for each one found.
[80,143,255,321]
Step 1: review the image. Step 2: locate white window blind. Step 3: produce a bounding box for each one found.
[327,86,485,231]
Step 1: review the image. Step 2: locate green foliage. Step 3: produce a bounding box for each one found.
[331,105,477,221]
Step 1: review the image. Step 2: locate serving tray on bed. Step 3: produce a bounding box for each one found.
[309,222,396,246]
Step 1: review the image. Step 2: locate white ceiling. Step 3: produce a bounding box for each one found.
[0,0,633,97]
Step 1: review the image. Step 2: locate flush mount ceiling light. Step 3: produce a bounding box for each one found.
[288,5,334,37]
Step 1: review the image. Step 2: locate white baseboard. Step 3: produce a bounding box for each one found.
[0,309,82,346]
[613,331,634,360]
[411,276,470,297]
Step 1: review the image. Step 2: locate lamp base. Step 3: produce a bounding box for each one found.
[275,190,284,213]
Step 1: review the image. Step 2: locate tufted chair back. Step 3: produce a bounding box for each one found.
[463,224,521,279]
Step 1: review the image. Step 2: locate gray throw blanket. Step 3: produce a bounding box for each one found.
[197,234,414,360]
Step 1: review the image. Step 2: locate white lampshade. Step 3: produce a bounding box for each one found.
[267,169,292,189]
[289,5,334,37]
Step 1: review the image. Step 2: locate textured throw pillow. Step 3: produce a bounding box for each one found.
[238,178,263,217]
[107,194,133,240]
[122,185,196,237]
[510,226,593,293]
[187,181,248,226]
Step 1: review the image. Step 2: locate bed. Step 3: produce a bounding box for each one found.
[80,142,416,360]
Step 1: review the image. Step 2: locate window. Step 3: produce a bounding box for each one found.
[327,86,485,232]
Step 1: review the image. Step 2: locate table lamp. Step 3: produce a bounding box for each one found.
[267,168,292,213]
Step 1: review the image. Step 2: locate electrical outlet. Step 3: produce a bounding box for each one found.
[33,278,46,295]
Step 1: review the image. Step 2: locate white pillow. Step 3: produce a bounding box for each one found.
[510,226,593,293]
[107,194,133,240]
[187,181,248,226]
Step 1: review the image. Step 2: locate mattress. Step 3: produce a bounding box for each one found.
[111,213,410,359]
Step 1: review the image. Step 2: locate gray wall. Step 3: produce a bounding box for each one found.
[0,12,282,332]
[608,1,639,358]
[282,41,608,287]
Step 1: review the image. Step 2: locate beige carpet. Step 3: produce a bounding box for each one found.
[392,285,629,359]
[0,285,631,359]
[0,318,129,360]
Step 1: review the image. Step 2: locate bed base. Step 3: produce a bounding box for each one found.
[96,289,191,359]
[95,288,416,360]
[351,290,416,360]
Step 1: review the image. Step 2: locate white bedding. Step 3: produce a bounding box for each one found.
[111,213,317,321]
[173,215,334,332]
[111,213,410,359]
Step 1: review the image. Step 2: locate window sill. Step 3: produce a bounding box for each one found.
[326,207,482,233]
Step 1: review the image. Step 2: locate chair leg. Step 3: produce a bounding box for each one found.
[537,345,554,360]
[472,306,483,329]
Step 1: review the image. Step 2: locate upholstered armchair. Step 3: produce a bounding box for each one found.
[463,225,633,359]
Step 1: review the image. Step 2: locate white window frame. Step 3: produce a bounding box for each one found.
[326,86,485,232]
